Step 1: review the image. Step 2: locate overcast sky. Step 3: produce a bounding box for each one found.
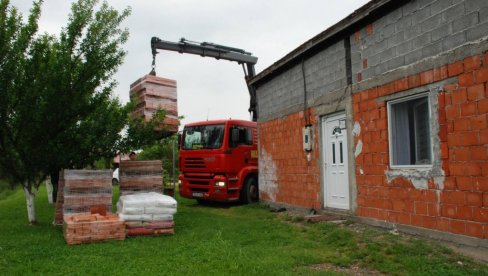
[11,0,369,127]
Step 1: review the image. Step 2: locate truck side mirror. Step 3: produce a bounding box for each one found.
[178,133,182,148]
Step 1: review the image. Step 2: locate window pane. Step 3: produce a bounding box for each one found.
[389,95,431,166]
[339,141,343,164]
[332,142,336,165]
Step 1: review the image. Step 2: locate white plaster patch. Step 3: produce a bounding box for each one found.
[352,121,361,137]
[354,140,363,158]
[258,147,278,202]
[359,168,364,175]
[385,168,445,190]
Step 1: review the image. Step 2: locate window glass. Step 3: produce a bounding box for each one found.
[182,124,224,150]
[389,95,431,166]
[229,126,251,148]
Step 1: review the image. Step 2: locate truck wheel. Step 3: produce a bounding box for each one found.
[241,176,259,203]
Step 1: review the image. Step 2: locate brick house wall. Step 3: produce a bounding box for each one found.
[353,53,488,239]
[252,0,488,242]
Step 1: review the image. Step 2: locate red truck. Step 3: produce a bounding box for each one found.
[178,119,259,203]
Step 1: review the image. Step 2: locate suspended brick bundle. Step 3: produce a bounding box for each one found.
[119,160,163,195]
[130,74,178,133]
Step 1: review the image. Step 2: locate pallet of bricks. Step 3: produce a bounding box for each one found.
[118,160,176,236]
[60,170,125,245]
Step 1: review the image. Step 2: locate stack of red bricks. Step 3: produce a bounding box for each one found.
[118,192,176,237]
[130,74,179,133]
[119,160,163,195]
[54,170,113,225]
[63,212,125,245]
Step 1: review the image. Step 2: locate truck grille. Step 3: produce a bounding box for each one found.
[184,158,206,169]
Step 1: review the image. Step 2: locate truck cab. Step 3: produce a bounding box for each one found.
[178,119,258,203]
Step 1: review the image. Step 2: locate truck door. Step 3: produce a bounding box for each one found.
[228,125,254,173]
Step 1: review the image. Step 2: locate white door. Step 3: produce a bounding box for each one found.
[322,113,350,209]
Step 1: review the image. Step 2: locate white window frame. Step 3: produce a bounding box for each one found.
[387,93,433,169]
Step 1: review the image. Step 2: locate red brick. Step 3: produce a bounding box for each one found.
[484,192,488,206]
[467,192,483,206]
[445,105,461,120]
[393,78,408,92]
[474,177,488,191]
[453,147,471,161]
[449,219,466,234]
[420,70,434,85]
[368,87,378,99]
[471,146,488,160]
[445,191,466,205]
[451,88,467,104]
[456,176,472,191]
[414,201,429,215]
[366,23,373,35]
[363,58,368,69]
[475,67,488,84]
[465,222,483,238]
[445,177,456,190]
[459,72,475,87]
[436,218,449,231]
[444,83,458,92]
[453,118,471,131]
[479,99,488,114]
[448,61,464,77]
[357,73,362,82]
[428,203,440,217]
[439,125,448,142]
[354,31,361,42]
[440,142,449,159]
[464,55,481,71]
[484,51,488,67]
[434,65,448,81]
[447,132,479,147]
[467,83,485,101]
[473,207,488,222]
[409,74,421,88]
[461,101,477,116]
[441,204,457,218]
[471,114,487,130]
[481,129,488,144]
[456,206,473,220]
[466,163,482,176]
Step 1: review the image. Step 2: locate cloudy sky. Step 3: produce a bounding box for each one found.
[11,0,369,127]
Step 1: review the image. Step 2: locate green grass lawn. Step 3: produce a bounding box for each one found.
[1,185,487,275]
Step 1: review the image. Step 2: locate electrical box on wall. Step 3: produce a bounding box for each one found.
[302,126,312,152]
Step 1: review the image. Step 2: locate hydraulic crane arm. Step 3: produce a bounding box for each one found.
[150,37,258,121]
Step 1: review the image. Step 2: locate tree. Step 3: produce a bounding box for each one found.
[0,0,163,224]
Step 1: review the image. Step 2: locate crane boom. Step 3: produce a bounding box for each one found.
[150,37,258,121]
[150,37,258,122]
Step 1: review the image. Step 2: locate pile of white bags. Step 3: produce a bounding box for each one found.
[117,192,177,236]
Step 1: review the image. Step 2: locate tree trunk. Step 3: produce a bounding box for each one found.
[23,187,37,224]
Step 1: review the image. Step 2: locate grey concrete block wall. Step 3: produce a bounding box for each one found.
[351,0,488,85]
[257,40,346,121]
[257,0,488,121]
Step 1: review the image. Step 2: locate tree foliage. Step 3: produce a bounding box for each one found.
[0,0,163,223]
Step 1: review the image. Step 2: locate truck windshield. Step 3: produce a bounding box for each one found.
[182,124,225,150]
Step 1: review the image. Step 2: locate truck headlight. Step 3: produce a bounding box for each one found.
[215,181,226,187]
